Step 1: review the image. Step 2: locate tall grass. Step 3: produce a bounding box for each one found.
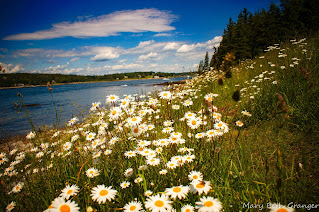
[0,36,318,212]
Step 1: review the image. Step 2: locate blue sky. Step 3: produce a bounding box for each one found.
[0,0,278,75]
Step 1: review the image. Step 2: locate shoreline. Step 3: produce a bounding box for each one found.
[0,76,189,90]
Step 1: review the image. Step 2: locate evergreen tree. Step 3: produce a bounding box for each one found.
[203,52,209,71]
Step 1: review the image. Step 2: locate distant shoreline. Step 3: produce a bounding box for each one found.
[0,76,184,90]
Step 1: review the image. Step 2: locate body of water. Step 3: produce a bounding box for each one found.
[0,77,186,138]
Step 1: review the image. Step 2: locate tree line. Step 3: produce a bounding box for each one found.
[198,0,319,73]
[0,71,192,87]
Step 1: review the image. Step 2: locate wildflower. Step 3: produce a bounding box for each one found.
[60,184,80,200]
[183,154,195,163]
[146,157,160,166]
[91,185,117,204]
[26,131,36,139]
[120,99,130,108]
[93,151,101,159]
[6,201,16,212]
[86,167,100,178]
[172,105,180,110]
[195,132,206,139]
[67,117,79,126]
[195,196,223,212]
[0,157,8,165]
[268,203,295,212]
[124,151,137,158]
[184,112,195,119]
[127,116,142,126]
[181,204,195,212]
[144,190,153,197]
[106,94,119,103]
[163,120,174,127]
[145,194,173,212]
[190,181,212,195]
[11,182,24,193]
[214,121,229,133]
[63,142,72,151]
[124,168,134,177]
[120,181,131,189]
[159,91,172,99]
[188,171,203,182]
[159,169,168,175]
[235,120,244,127]
[187,118,201,129]
[241,110,252,117]
[35,151,44,158]
[50,197,80,212]
[162,127,174,134]
[86,132,96,141]
[131,126,142,137]
[183,99,193,107]
[108,107,122,119]
[166,160,178,169]
[134,177,143,183]
[90,102,101,111]
[165,185,189,200]
[123,201,143,212]
[104,149,112,156]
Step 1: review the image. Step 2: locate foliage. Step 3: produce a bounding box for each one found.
[0,71,193,88]
[209,0,319,69]
[0,36,318,211]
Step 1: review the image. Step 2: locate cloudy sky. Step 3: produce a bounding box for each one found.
[0,0,277,75]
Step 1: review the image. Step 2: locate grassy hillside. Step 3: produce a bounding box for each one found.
[0,36,318,211]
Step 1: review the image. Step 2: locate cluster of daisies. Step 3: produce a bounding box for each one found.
[2,39,310,211]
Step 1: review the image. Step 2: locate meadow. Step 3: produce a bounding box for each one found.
[1,36,318,212]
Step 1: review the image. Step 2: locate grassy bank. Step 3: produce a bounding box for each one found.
[0,36,318,211]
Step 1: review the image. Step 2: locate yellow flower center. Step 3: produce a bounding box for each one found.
[173,187,181,192]
[132,117,137,121]
[59,204,71,212]
[186,209,191,212]
[277,209,288,212]
[193,175,198,179]
[204,200,213,207]
[163,93,168,96]
[16,186,20,190]
[134,128,139,133]
[172,137,177,141]
[218,123,222,127]
[191,120,197,125]
[9,205,13,209]
[196,182,205,188]
[89,171,94,174]
[207,97,212,101]
[99,189,108,196]
[112,111,117,115]
[154,200,164,207]
[67,189,73,195]
[130,205,137,210]
[111,96,115,100]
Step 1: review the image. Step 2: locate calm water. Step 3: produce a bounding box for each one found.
[0,77,186,138]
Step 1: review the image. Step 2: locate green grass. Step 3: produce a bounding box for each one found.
[0,36,318,212]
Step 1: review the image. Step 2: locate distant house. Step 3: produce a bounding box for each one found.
[154,76,160,79]
[124,76,128,79]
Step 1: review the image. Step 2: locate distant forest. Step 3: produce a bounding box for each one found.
[198,0,319,72]
[0,71,192,87]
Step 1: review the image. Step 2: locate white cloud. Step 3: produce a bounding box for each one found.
[89,47,121,61]
[0,62,24,73]
[154,33,173,37]
[176,36,222,53]
[138,52,159,61]
[111,63,143,70]
[177,44,197,53]
[70,57,80,63]
[163,42,180,50]
[3,9,176,40]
